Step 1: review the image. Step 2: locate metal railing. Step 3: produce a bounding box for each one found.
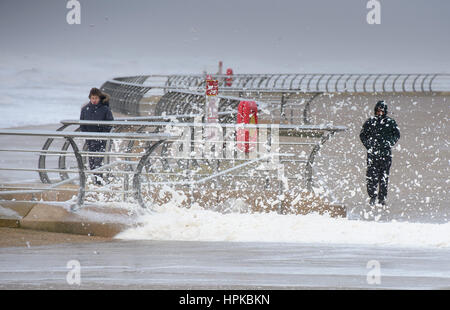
[162,73,450,93]
[0,129,179,211]
[0,121,347,212]
[37,114,198,184]
[102,73,450,94]
[154,90,244,123]
[100,73,450,118]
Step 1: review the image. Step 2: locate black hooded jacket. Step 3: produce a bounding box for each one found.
[80,93,114,133]
[359,101,400,157]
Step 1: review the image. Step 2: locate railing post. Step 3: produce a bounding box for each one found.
[132,139,166,209]
[58,127,82,181]
[66,137,86,212]
[38,124,70,183]
[303,93,321,125]
[306,131,334,192]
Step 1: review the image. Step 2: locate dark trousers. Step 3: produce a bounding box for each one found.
[366,153,392,202]
[87,140,106,180]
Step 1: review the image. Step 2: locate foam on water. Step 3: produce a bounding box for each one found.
[115,202,450,248]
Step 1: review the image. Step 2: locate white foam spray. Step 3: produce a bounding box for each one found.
[115,201,450,248]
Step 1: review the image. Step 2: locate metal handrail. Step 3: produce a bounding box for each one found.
[99,73,450,124]
[37,114,198,184]
[57,120,346,132]
[0,129,179,141]
[0,122,347,211]
[105,73,450,93]
[0,129,179,211]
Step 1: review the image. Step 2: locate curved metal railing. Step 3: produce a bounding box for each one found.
[103,73,450,94]
[0,129,179,211]
[0,122,347,212]
[154,90,244,123]
[37,114,198,184]
[164,73,449,93]
[100,73,450,117]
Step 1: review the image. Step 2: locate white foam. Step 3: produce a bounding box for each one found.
[115,203,450,248]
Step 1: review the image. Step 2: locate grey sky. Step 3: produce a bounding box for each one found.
[0,0,449,73]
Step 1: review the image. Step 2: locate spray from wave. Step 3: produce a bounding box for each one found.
[115,199,450,248]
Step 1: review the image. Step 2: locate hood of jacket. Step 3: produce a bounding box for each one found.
[100,93,110,107]
[83,92,110,109]
[374,100,388,117]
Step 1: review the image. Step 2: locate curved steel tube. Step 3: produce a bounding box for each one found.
[303,93,321,125]
[66,136,86,212]
[429,74,438,92]
[38,124,71,183]
[305,131,334,192]
[57,127,82,181]
[132,139,167,209]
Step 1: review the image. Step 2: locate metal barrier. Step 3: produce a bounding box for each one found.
[162,73,449,93]
[100,73,450,121]
[37,114,198,184]
[0,129,179,211]
[154,90,242,123]
[101,73,450,95]
[100,77,153,115]
[0,121,346,212]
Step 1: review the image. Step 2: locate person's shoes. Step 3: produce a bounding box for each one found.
[378,199,386,206]
[94,175,105,186]
[369,197,376,206]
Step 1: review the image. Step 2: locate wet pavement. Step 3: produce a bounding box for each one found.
[0,240,449,289]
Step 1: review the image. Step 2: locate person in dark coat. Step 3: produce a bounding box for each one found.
[360,100,400,206]
[80,88,114,184]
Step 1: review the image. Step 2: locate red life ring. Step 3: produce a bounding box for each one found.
[225,68,233,87]
[237,101,258,153]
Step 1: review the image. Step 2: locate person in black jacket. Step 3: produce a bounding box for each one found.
[80,88,114,184]
[360,100,400,206]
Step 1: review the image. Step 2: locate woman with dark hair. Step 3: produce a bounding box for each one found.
[80,88,114,185]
